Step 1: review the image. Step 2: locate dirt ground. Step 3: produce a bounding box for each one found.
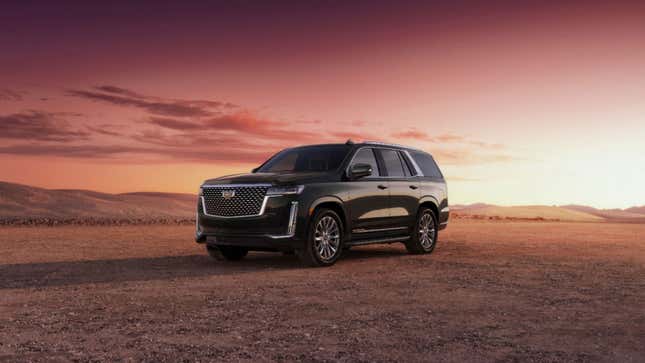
[1,221,644,362]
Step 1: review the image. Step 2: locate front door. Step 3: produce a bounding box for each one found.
[346,148,391,238]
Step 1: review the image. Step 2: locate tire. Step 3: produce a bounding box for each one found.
[206,245,248,261]
[405,208,438,254]
[296,208,344,267]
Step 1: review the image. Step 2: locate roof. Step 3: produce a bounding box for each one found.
[282,140,427,153]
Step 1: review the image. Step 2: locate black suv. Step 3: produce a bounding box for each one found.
[196,141,449,267]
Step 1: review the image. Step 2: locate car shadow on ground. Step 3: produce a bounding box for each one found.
[0,246,410,290]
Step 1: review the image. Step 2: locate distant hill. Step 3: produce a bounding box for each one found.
[453,203,645,222]
[561,205,645,219]
[2,181,644,225]
[625,206,645,215]
[452,204,603,222]
[0,181,195,223]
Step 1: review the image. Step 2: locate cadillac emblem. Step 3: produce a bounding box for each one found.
[221,190,236,199]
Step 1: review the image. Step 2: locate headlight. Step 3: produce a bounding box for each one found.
[266,185,304,196]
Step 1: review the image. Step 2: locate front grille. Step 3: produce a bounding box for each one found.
[201,185,270,217]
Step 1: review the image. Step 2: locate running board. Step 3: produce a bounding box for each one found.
[346,235,410,246]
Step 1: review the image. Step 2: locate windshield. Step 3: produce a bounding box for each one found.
[257,145,351,173]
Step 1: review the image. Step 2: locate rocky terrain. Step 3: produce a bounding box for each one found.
[1,220,644,361]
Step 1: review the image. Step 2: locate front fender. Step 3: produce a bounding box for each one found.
[306,195,350,238]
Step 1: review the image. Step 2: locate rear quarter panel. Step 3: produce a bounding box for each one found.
[419,178,449,226]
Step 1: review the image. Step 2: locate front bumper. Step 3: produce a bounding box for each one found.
[195,194,305,251]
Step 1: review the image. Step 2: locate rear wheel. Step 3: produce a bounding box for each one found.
[297,208,343,267]
[405,208,438,254]
[206,245,248,261]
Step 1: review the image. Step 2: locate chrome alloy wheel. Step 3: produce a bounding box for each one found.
[314,215,340,261]
[418,212,436,250]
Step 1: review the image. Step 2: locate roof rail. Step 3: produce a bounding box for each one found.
[363,140,407,148]
[362,140,425,152]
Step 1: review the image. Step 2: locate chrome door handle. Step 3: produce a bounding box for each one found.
[377,184,388,190]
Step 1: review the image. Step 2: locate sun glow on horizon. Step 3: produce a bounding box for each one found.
[1,1,645,209]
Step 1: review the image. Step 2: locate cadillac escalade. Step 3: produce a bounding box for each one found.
[196,140,449,267]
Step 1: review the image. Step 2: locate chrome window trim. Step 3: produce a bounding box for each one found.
[345,146,424,179]
[345,146,382,178]
[402,149,424,177]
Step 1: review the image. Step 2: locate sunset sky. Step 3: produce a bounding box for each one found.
[1,0,645,208]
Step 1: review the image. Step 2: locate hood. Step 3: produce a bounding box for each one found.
[202,172,333,186]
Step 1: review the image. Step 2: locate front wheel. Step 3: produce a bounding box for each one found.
[296,208,344,267]
[405,208,438,254]
[206,245,248,261]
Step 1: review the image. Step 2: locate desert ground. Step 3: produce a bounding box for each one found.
[1,220,644,362]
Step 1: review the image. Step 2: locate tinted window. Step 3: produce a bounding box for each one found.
[400,152,413,176]
[379,149,405,177]
[258,145,350,173]
[351,148,380,176]
[410,151,443,178]
[400,152,418,176]
[265,152,297,172]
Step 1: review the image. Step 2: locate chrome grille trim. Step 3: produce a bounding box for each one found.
[200,196,270,218]
[200,184,272,218]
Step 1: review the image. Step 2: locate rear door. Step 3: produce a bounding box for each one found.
[375,148,420,232]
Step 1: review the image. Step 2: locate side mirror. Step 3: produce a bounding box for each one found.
[252,167,259,173]
[348,163,372,180]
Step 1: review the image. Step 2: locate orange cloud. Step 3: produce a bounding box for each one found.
[68,86,236,118]
[391,129,429,140]
[0,89,24,101]
[0,86,512,168]
[391,129,465,143]
[0,111,90,142]
[432,149,513,165]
